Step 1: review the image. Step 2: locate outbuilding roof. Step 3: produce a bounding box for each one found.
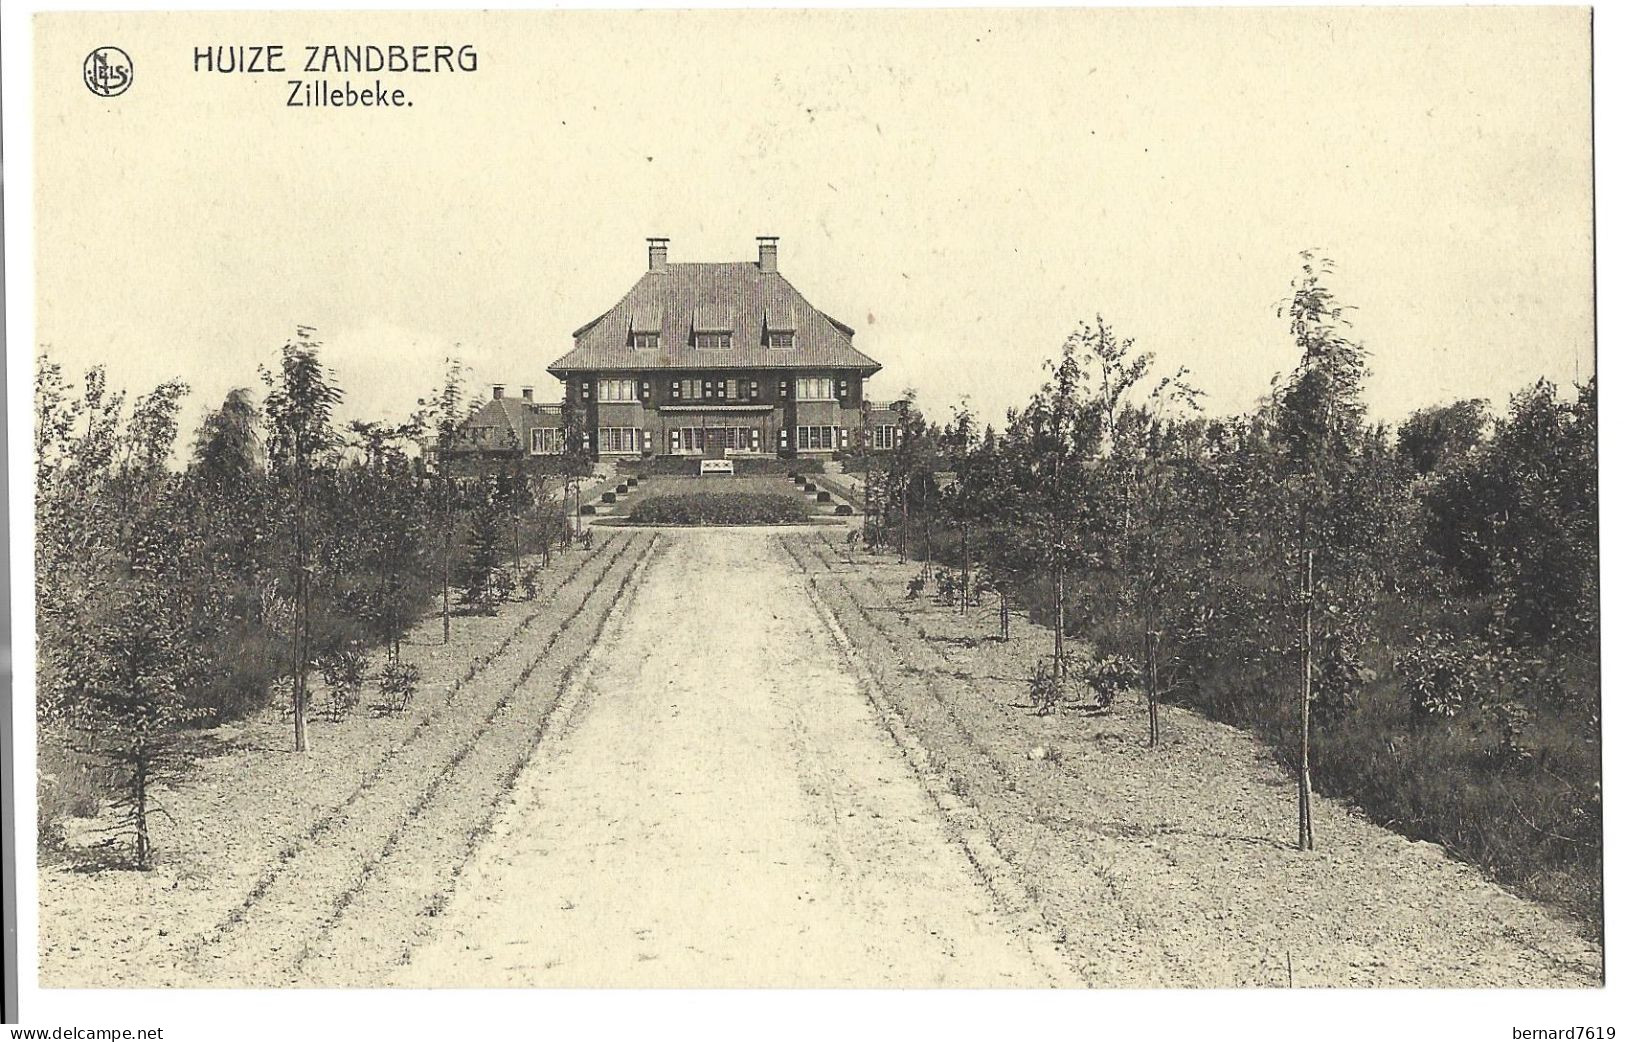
[550,262,881,375]
[448,397,562,453]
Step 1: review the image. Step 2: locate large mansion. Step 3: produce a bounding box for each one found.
[549,237,883,460]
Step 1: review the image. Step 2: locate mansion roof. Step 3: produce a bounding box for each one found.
[549,259,881,376]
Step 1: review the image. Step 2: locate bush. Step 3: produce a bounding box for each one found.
[1396,631,1477,720]
[1027,657,1094,716]
[626,492,808,525]
[1489,700,1534,768]
[377,661,420,716]
[1084,654,1140,709]
[37,732,105,852]
[318,647,368,723]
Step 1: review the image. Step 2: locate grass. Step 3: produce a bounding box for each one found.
[627,490,809,526]
[1070,577,1603,934]
[886,520,1601,934]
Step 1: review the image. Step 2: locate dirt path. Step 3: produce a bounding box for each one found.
[398,528,1066,987]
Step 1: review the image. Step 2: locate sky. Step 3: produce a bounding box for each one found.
[33,7,1593,444]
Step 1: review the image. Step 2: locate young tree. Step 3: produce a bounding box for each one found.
[62,520,196,869]
[262,328,344,752]
[884,392,931,565]
[1007,334,1103,693]
[348,418,431,665]
[1273,252,1372,850]
[1098,354,1203,746]
[417,357,470,643]
[460,477,507,614]
[964,422,1024,640]
[941,400,982,614]
[44,369,197,868]
[559,391,591,539]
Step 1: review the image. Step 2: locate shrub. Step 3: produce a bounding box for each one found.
[268,675,296,720]
[37,732,104,853]
[1489,700,1534,768]
[318,647,368,723]
[1396,631,1476,720]
[1027,657,1093,715]
[377,661,420,716]
[1084,653,1140,709]
[519,566,541,600]
[626,492,808,525]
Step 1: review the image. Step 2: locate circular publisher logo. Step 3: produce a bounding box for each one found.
[84,46,133,98]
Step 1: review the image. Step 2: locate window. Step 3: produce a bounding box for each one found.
[871,425,896,451]
[696,332,732,350]
[796,377,835,401]
[596,427,640,453]
[530,427,563,455]
[674,426,757,453]
[796,426,837,451]
[768,331,794,349]
[630,332,658,350]
[597,378,638,402]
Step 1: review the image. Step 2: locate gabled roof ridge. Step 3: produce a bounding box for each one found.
[551,259,879,375]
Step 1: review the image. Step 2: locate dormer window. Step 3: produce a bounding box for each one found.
[629,307,661,348]
[767,331,794,349]
[696,332,732,350]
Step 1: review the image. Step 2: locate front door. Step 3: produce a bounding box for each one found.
[702,427,728,459]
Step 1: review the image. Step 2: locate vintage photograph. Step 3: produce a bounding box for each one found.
[22,6,1598,994]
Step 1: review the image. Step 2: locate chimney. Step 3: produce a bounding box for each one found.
[757,236,779,273]
[491,384,505,400]
[647,237,670,272]
[521,386,534,401]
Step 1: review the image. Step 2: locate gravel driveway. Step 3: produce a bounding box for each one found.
[397,528,1067,987]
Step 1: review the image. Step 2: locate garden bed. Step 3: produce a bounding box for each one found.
[626,491,809,526]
